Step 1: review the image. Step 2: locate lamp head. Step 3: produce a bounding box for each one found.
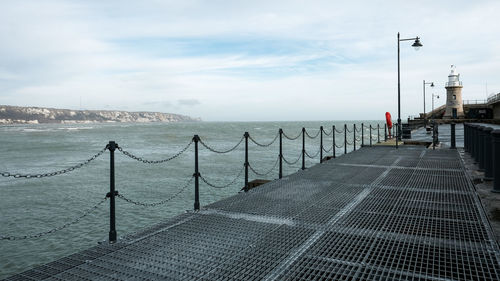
[412,37,423,51]
[430,82,434,87]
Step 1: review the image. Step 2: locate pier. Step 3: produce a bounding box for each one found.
[5,131,500,280]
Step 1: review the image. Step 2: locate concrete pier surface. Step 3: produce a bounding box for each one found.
[5,143,500,280]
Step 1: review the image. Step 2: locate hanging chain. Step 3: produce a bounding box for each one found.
[198,136,244,154]
[249,132,279,147]
[335,143,344,148]
[1,147,107,179]
[322,145,333,153]
[323,128,333,136]
[305,147,321,159]
[118,140,192,164]
[0,197,107,240]
[334,127,344,133]
[282,152,302,165]
[282,130,302,141]
[304,129,320,139]
[199,165,245,188]
[248,156,279,176]
[117,177,193,207]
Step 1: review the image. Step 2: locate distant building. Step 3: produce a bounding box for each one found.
[443,65,465,119]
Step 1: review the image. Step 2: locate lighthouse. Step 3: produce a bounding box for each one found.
[443,65,465,119]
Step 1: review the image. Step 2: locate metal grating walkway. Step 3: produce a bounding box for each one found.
[6,146,500,281]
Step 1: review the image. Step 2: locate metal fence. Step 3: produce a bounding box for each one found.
[1,123,387,243]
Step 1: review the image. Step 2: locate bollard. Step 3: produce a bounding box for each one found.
[377,124,380,143]
[106,141,118,243]
[464,124,468,152]
[474,125,481,163]
[332,125,336,158]
[320,126,323,163]
[478,127,486,171]
[491,130,500,193]
[193,135,200,210]
[483,127,493,181]
[450,123,456,149]
[470,124,477,159]
[353,124,356,151]
[279,129,283,179]
[361,123,364,146]
[344,124,347,155]
[244,132,249,191]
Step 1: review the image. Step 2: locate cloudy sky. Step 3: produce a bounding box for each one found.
[1,0,499,121]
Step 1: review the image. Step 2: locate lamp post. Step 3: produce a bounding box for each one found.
[423,80,434,126]
[397,32,423,148]
[432,93,440,114]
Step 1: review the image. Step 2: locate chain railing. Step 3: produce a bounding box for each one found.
[199,165,245,189]
[118,141,192,164]
[1,197,107,240]
[282,151,302,165]
[249,133,279,147]
[117,177,194,207]
[249,156,280,176]
[1,146,107,178]
[282,130,302,140]
[198,136,244,154]
[2,122,385,243]
[304,129,320,139]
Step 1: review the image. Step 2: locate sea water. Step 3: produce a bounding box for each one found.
[0,120,383,278]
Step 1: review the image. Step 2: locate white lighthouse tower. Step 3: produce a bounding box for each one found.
[443,65,465,119]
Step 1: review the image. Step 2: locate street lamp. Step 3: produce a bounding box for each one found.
[423,80,434,126]
[397,32,423,148]
[432,93,440,114]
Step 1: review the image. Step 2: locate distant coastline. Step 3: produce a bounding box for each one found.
[0,105,201,124]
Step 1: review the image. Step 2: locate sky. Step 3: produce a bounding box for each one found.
[1,0,499,121]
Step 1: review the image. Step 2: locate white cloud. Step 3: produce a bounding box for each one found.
[1,0,499,120]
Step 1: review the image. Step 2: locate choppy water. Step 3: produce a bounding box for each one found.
[0,120,383,278]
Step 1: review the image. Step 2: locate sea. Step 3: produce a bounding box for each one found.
[0,120,384,278]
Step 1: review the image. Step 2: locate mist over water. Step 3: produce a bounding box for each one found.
[0,120,383,278]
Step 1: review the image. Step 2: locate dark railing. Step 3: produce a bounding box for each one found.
[464,123,500,193]
[1,123,387,243]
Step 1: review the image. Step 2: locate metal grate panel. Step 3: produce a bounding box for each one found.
[6,146,500,281]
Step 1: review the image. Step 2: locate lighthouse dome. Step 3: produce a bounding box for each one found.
[447,65,461,86]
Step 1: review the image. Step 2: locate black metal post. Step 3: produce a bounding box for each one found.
[464,124,468,151]
[478,127,485,171]
[369,125,372,146]
[484,127,493,181]
[193,135,200,210]
[344,124,347,155]
[475,125,481,162]
[492,130,500,193]
[361,123,364,146]
[471,125,477,159]
[397,32,401,145]
[279,129,283,179]
[353,124,356,151]
[106,141,118,243]
[450,123,456,149]
[384,124,387,142]
[320,126,323,163]
[432,122,436,150]
[244,132,249,191]
[332,125,336,158]
[377,124,380,143]
[473,125,480,163]
[302,128,306,170]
